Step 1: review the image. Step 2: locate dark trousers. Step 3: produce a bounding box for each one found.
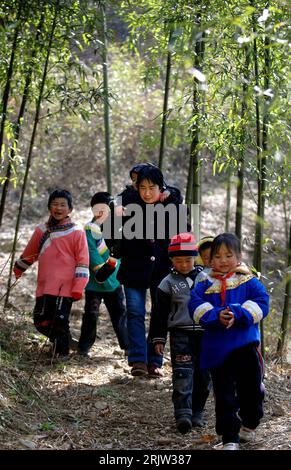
[33,295,73,355]
[78,286,129,352]
[170,329,211,422]
[211,343,265,444]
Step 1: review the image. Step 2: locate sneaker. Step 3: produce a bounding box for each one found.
[147,365,164,378]
[131,362,148,376]
[192,411,205,428]
[221,442,239,450]
[213,441,223,450]
[176,417,192,434]
[239,426,256,442]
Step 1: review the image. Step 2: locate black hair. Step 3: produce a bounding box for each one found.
[90,191,114,209]
[136,165,164,190]
[198,241,213,254]
[129,162,158,179]
[48,189,73,209]
[198,236,214,254]
[210,233,241,260]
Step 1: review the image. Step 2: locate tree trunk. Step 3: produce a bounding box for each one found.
[100,2,112,194]
[4,1,60,308]
[261,33,270,222]
[0,0,23,162]
[186,17,205,239]
[235,42,250,240]
[158,30,172,171]
[282,193,289,251]
[252,6,262,272]
[225,97,238,233]
[225,166,231,232]
[277,222,291,357]
[259,8,271,357]
[0,12,45,226]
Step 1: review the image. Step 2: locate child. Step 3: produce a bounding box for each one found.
[197,236,214,269]
[189,233,269,450]
[149,233,211,433]
[78,192,129,357]
[13,189,89,357]
[117,162,183,210]
[195,236,214,284]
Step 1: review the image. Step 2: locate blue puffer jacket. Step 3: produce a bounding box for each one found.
[188,268,269,369]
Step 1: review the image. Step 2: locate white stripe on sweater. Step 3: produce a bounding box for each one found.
[39,226,81,255]
[242,300,263,324]
[193,302,213,324]
[75,266,89,278]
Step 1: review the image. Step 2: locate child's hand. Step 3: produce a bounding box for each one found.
[13,266,22,280]
[159,190,170,202]
[219,308,235,329]
[108,257,118,268]
[154,343,164,355]
[71,291,82,301]
[94,257,117,283]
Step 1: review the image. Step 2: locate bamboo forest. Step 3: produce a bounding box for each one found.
[0,0,290,456]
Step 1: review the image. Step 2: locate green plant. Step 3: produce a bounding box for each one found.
[40,421,57,431]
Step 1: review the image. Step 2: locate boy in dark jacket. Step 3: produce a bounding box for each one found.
[149,233,211,433]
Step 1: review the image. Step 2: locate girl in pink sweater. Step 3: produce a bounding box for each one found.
[14,189,89,356]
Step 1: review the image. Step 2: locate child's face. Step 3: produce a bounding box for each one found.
[49,197,71,220]
[200,247,211,267]
[92,203,110,224]
[138,178,161,204]
[131,172,138,189]
[211,243,239,273]
[172,256,195,275]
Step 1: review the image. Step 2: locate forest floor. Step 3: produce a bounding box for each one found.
[0,305,290,452]
[0,201,290,452]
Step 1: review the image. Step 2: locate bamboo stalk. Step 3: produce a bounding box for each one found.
[4,1,60,309]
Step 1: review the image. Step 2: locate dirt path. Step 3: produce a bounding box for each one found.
[0,302,290,451]
[0,207,290,452]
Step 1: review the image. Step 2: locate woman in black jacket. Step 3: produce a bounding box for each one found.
[117,165,188,377]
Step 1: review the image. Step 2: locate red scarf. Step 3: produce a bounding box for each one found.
[213,272,234,306]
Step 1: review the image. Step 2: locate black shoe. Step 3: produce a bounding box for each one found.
[78,348,91,358]
[54,353,71,363]
[176,417,192,434]
[192,411,205,428]
[69,336,79,352]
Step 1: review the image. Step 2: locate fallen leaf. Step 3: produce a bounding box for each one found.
[19,439,37,449]
[157,437,173,446]
[194,434,216,443]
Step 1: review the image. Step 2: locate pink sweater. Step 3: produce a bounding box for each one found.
[15,221,89,298]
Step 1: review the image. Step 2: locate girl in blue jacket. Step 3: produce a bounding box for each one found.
[189,233,269,450]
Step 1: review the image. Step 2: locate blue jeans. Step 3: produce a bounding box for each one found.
[170,329,211,421]
[124,287,163,367]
